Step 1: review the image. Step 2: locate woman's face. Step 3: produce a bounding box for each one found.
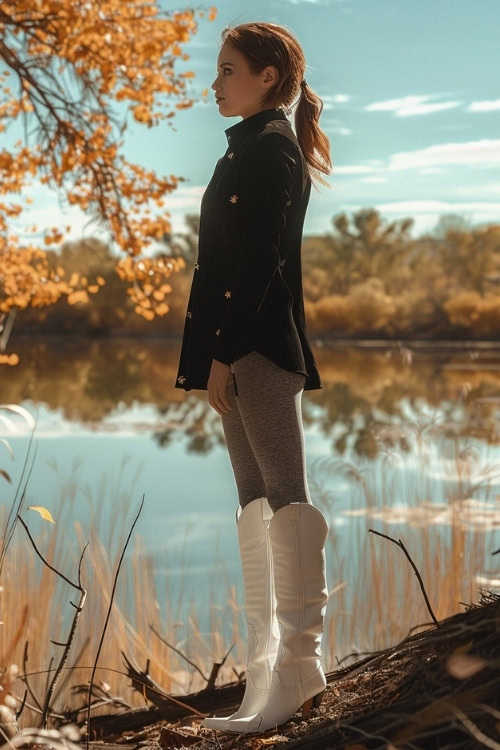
[211,43,278,120]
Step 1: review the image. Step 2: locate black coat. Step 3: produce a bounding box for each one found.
[174,106,322,391]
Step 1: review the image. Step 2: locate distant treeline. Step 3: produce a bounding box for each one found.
[16,209,500,339]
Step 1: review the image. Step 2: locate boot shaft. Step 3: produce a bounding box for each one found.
[236,498,280,690]
[268,503,329,681]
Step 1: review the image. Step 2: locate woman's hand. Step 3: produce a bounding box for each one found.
[208,359,233,416]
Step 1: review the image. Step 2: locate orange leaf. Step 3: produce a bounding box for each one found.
[67,290,89,305]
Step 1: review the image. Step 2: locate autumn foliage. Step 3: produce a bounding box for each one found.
[0,0,217,357]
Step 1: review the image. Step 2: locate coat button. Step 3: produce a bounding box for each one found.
[177,375,186,384]
[224,290,231,298]
[229,194,238,203]
[215,329,221,336]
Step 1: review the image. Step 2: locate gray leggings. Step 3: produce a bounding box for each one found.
[220,350,313,514]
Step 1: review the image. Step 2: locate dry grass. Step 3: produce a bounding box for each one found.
[1,416,498,735]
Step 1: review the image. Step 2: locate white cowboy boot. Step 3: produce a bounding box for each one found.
[201,496,281,730]
[224,502,329,734]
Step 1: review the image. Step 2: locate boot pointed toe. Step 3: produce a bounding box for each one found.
[201,715,232,730]
[225,713,263,734]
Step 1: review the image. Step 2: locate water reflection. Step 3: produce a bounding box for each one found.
[3,335,500,455]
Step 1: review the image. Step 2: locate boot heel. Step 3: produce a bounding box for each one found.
[301,688,326,719]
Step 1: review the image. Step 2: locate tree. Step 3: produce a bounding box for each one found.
[432,212,472,239]
[0,0,217,356]
[314,208,415,295]
[436,225,500,296]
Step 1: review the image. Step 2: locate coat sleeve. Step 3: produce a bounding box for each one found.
[212,133,296,365]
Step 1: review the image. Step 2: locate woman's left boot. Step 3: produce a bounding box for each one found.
[224,502,329,734]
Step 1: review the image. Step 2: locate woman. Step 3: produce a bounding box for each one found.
[174,21,333,734]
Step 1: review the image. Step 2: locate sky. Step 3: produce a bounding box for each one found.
[5,0,500,253]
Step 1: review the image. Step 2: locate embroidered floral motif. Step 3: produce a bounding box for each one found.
[224,290,232,298]
[227,152,234,159]
[229,194,238,203]
[187,311,192,318]
[177,375,186,384]
[194,263,199,270]
[215,329,221,336]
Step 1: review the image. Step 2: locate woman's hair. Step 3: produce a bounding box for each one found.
[219,21,333,190]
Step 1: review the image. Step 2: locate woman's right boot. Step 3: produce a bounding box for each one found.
[201,496,280,730]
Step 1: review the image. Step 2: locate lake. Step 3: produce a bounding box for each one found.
[2,334,500,695]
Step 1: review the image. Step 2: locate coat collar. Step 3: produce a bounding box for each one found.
[224,107,289,148]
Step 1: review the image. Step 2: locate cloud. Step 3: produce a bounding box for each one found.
[395,101,462,117]
[365,94,500,117]
[374,199,500,235]
[387,139,500,171]
[374,200,500,214]
[324,199,500,237]
[417,167,445,174]
[332,140,500,177]
[324,125,351,136]
[366,94,462,117]
[332,94,351,104]
[453,182,500,196]
[317,93,352,111]
[467,99,500,112]
[333,164,376,174]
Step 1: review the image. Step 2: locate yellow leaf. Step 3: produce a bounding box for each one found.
[27,506,56,524]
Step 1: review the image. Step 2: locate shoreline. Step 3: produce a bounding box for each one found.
[9,331,500,350]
